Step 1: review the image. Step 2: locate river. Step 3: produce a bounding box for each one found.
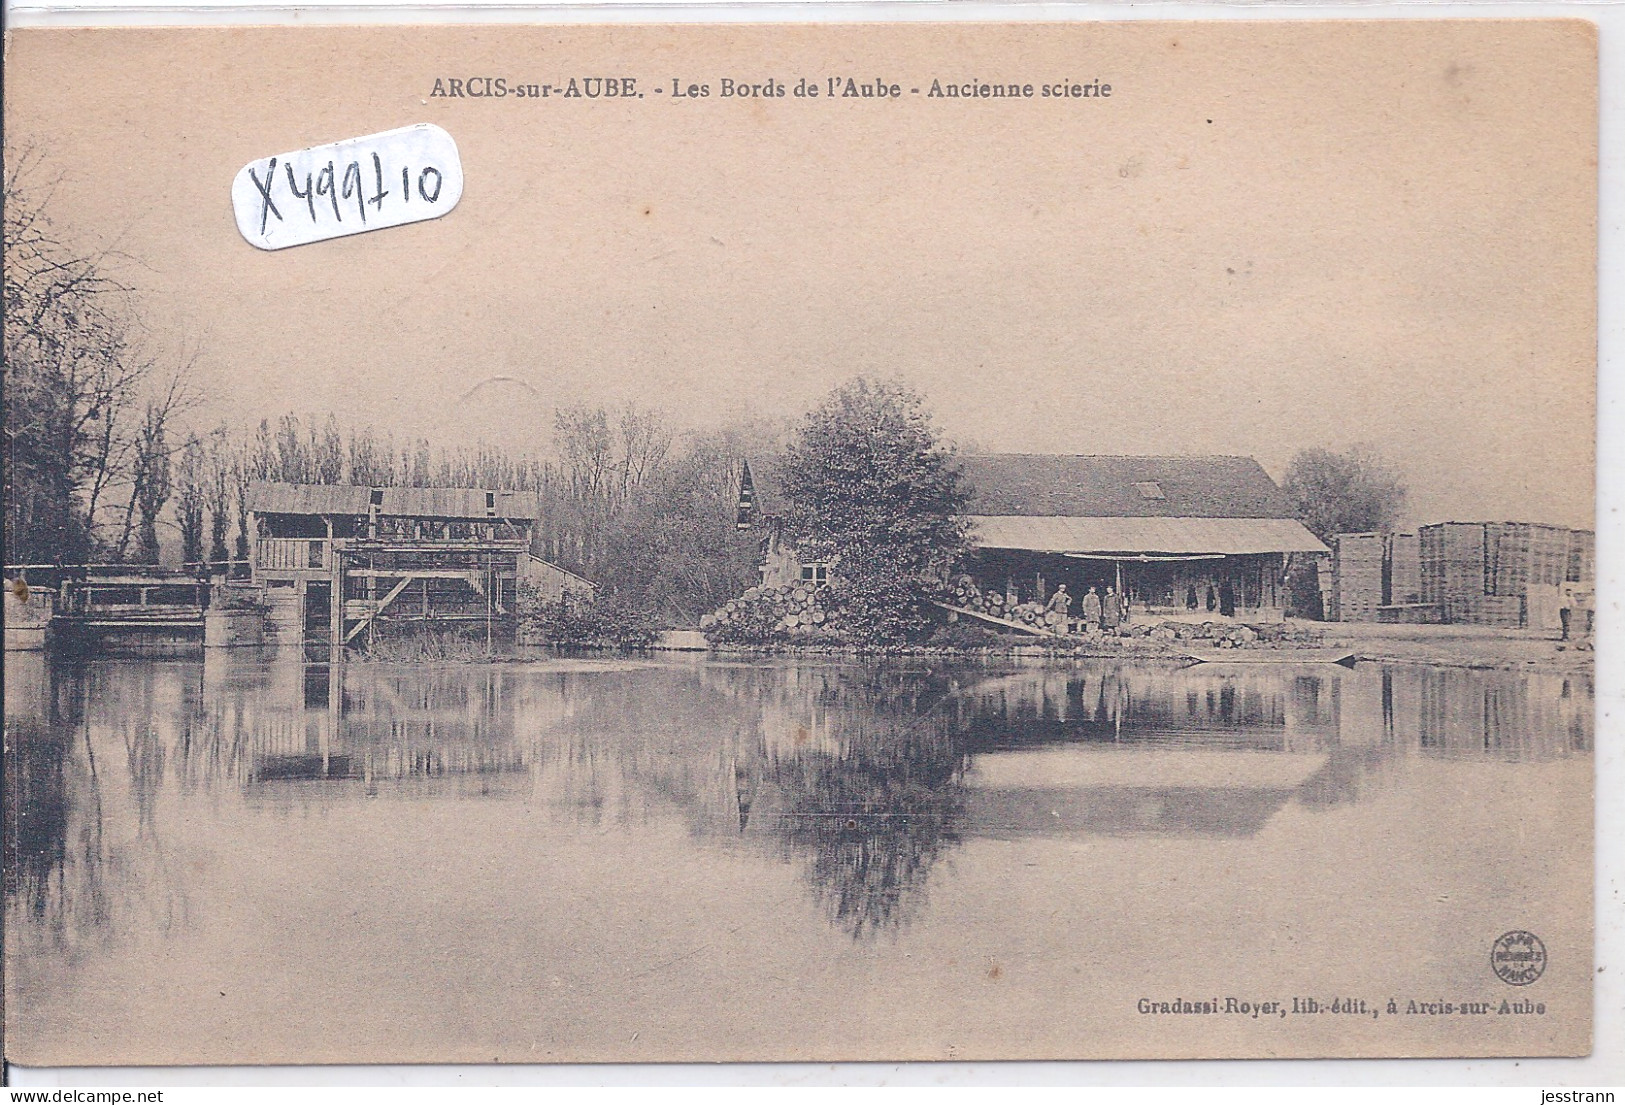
[2,651,1593,1063]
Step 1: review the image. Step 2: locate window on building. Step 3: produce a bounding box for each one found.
[800,563,830,585]
[1134,481,1166,501]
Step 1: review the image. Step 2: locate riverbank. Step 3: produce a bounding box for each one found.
[1318,622,1595,674]
[336,621,1596,675]
[696,621,1593,673]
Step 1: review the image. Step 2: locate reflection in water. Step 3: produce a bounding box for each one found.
[730,668,969,939]
[3,658,193,966]
[4,653,1593,954]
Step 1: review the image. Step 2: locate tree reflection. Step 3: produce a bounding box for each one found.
[2,660,113,953]
[3,711,71,921]
[752,668,970,940]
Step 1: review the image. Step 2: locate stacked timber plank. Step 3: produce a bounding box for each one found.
[1331,532,1384,622]
[1568,529,1595,587]
[1387,532,1421,605]
[1420,522,1501,624]
[1485,522,1572,596]
[1416,521,1594,628]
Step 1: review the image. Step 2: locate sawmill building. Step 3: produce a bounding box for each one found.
[742,454,1327,623]
[954,455,1327,623]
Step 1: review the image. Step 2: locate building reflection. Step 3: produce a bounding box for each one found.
[3,653,1595,950]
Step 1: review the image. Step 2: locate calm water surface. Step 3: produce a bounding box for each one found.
[3,652,1593,1062]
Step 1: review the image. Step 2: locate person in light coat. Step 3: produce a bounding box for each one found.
[1081,586,1102,633]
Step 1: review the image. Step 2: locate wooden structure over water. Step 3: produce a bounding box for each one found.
[1,565,264,654]
[248,481,592,650]
[4,483,594,656]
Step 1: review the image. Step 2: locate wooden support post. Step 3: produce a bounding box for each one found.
[330,551,343,657]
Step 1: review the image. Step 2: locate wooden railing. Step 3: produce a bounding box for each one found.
[255,538,329,571]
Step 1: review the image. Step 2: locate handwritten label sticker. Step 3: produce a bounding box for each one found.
[232,124,463,250]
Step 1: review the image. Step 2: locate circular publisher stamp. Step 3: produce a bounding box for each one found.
[1491,931,1547,986]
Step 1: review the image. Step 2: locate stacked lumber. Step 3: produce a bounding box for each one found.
[1485,523,1571,596]
[1454,593,1524,627]
[1331,532,1384,622]
[1418,521,1594,628]
[1386,532,1422,605]
[1420,523,1489,623]
[701,582,836,638]
[1567,529,1595,586]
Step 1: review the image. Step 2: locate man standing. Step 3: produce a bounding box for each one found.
[1081,586,1102,634]
[1102,586,1122,633]
[1046,584,1073,636]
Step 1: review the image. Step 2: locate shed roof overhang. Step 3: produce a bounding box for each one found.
[968,516,1330,557]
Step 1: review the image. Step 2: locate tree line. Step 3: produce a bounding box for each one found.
[6,143,1405,631]
[3,149,773,623]
[4,145,200,567]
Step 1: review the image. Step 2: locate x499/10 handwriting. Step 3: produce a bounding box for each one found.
[232,124,463,251]
[248,153,445,235]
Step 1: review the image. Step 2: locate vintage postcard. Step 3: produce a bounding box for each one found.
[2,19,1595,1065]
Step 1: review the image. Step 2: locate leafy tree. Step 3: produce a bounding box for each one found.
[780,378,969,643]
[1282,445,1408,542]
[595,431,763,624]
[1281,445,1408,619]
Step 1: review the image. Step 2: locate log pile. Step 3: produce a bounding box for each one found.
[701,582,838,639]
[945,579,1065,629]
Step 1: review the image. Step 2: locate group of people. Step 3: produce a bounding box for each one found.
[1043,584,1125,637]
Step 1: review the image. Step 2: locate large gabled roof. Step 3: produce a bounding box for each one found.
[958,454,1296,519]
[748,454,1296,520]
[247,481,540,521]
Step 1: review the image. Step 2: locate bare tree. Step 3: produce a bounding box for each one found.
[174,439,207,567]
[205,427,233,567]
[312,414,345,484]
[128,404,173,565]
[347,426,396,487]
[113,363,197,562]
[4,143,147,562]
[617,404,673,501]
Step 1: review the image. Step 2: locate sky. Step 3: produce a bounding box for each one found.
[5,20,1597,528]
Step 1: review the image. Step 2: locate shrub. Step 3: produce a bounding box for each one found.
[518,586,660,649]
[362,627,491,662]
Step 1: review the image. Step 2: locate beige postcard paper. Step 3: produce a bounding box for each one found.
[1,20,1595,1065]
